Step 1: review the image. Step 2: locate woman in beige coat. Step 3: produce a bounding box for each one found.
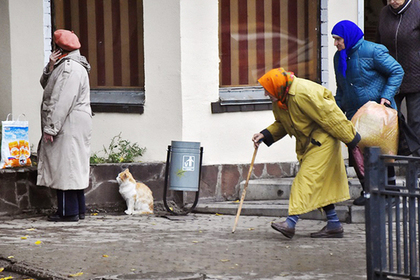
[253,68,361,239]
[37,30,92,222]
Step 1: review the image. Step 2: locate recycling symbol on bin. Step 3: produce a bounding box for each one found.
[182,155,195,171]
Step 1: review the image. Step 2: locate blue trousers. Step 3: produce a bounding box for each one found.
[56,189,86,217]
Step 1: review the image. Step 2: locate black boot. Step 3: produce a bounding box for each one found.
[353,191,366,206]
[47,213,79,222]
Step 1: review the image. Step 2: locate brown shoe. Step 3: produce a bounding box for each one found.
[271,221,295,239]
[310,225,344,238]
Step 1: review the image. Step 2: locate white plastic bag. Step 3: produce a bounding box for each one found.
[1,114,32,168]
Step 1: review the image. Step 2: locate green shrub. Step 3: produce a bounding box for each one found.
[90,133,146,164]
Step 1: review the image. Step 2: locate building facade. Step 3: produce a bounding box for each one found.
[0,0,364,167]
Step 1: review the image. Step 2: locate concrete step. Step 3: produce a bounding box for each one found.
[240,177,363,200]
[193,199,366,223]
[193,176,408,224]
[192,168,410,224]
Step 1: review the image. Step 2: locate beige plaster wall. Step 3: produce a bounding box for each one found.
[0,1,12,122]
[327,0,359,94]
[91,0,294,165]
[89,0,184,165]
[0,0,44,152]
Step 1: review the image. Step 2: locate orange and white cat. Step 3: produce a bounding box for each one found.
[116,169,154,215]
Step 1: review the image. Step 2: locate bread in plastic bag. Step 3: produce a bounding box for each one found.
[351,101,398,156]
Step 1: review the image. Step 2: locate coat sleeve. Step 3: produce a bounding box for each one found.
[295,85,360,146]
[260,105,288,147]
[42,60,81,136]
[372,44,404,102]
[40,65,52,89]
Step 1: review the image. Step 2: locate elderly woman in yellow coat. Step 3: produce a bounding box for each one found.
[253,68,361,239]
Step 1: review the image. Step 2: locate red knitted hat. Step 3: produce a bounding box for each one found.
[54,29,81,51]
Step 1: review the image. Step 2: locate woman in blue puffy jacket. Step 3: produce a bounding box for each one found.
[331,20,404,205]
[332,20,404,120]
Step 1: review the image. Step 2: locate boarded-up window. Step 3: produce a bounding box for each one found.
[219,0,319,87]
[51,0,144,89]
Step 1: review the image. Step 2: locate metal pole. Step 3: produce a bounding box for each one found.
[365,147,385,279]
[163,145,172,214]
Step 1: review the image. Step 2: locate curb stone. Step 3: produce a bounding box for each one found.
[0,258,68,280]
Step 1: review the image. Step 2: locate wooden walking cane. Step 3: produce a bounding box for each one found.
[232,145,259,233]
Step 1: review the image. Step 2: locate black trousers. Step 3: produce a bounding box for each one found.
[395,91,420,157]
[56,189,86,217]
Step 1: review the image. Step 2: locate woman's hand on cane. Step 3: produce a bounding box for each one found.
[252,133,264,149]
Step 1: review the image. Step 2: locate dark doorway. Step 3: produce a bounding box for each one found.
[364,0,387,42]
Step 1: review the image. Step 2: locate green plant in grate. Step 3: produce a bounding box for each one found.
[90,133,146,164]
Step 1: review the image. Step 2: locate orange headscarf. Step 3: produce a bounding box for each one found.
[258,68,295,110]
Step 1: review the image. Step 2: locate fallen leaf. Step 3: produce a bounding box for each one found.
[7,256,13,259]
[26,228,35,231]
[92,213,98,216]
[21,236,28,240]
[34,240,42,245]
[215,213,223,216]
[248,228,255,231]
[102,255,109,258]
[0,268,3,272]
[192,241,199,243]
[220,259,230,262]
[68,272,83,277]
[0,276,13,280]
[234,200,239,203]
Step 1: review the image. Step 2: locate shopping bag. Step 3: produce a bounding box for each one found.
[351,101,399,156]
[1,114,32,168]
[397,111,420,156]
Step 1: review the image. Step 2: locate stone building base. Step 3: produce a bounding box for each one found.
[0,161,298,216]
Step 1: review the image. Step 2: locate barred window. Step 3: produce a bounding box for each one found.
[219,0,320,87]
